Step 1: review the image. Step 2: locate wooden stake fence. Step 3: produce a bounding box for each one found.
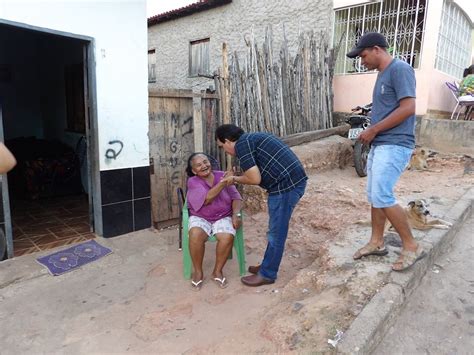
[216,27,337,137]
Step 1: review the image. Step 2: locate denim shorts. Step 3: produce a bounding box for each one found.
[367,145,413,208]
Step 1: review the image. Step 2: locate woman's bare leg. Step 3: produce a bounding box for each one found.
[212,233,233,279]
[189,227,208,282]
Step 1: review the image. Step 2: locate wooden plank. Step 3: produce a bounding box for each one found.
[281,124,350,147]
[149,89,219,99]
[221,43,232,170]
[173,96,194,220]
[222,42,230,124]
[149,94,195,225]
[303,33,311,132]
[149,96,169,224]
[193,92,203,152]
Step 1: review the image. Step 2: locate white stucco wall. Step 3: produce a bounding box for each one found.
[148,0,333,90]
[0,0,149,171]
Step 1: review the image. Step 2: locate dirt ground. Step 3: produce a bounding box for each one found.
[134,153,473,354]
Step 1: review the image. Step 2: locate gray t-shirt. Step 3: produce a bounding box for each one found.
[371,59,416,149]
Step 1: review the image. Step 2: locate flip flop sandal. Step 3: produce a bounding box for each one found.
[191,279,203,291]
[392,246,426,272]
[353,244,389,260]
[213,277,228,289]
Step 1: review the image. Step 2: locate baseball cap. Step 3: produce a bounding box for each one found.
[346,32,389,58]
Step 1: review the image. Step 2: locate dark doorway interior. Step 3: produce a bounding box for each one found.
[0,24,93,257]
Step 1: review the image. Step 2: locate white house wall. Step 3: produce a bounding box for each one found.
[0,0,149,171]
[148,0,333,90]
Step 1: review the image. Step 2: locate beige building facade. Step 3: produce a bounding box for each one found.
[332,0,473,116]
[148,0,333,91]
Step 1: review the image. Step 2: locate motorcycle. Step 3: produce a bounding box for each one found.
[346,103,372,177]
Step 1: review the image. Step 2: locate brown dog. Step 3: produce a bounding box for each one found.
[386,199,452,232]
[356,199,452,233]
[408,147,432,171]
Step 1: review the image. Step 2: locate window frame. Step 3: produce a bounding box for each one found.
[435,0,472,79]
[333,0,427,75]
[148,49,156,83]
[188,38,210,78]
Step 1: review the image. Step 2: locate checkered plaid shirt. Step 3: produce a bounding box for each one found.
[235,133,307,195]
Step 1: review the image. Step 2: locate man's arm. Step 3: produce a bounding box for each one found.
[223,165,262,185]
[0,143,16,174]
[358,97,415,145]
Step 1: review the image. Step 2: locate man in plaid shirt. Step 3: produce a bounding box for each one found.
[216,124,307,287]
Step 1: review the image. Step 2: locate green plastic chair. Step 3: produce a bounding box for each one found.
[181,201,246,279]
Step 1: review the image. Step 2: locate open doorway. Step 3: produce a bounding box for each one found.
[0,23,96,258]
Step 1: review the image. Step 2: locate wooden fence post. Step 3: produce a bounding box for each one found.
[193,90,203,152]
[222,42,232,169]
[226,27,336,136]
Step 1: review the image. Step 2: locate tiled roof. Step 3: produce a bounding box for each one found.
[147,0,232,26]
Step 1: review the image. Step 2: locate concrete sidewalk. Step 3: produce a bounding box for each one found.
[373,213,474,354]
[0,225,276,354]
[337,187,473,354]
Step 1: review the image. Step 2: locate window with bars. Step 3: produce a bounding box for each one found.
[189,38,210,77]
[148,49,156,83]
[333,0,427,74]
[435,0,472,79]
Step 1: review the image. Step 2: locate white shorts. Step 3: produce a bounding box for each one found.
[188,216,236,237]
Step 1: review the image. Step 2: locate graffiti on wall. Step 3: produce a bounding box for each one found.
[105,140,124,160]
[168,113,193,189]
[149,99,197,223]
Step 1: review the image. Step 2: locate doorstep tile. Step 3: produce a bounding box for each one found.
[13,238,36,249]
[67,223,91,234]
[79,233,96,240]
[47,225,79,236]
[30,234,60,245]
[39,237,85,251]
[14,246,40,257]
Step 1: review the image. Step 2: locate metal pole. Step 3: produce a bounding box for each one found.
[393,0,402,56]
[0,102,14,259]
[409,0,421,67]
[343,7,351,74]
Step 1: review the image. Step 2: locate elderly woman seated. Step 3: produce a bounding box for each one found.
[186,153,242,290]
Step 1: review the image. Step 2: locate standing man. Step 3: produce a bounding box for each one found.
[215,124,307,286]
[347,32,424,271]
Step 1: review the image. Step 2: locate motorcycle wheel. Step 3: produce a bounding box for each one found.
[354,141,370,177]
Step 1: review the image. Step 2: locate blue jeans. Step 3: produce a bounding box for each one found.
[259,181,307,280]
[367,145,413,208]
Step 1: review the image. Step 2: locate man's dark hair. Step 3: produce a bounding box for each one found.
[215,124,245,143]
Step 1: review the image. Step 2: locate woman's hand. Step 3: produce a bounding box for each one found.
[221,176,236,186]
[232,213,242,229]
[223,169,235,179]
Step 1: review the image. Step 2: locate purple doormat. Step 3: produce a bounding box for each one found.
[36,240,112,276]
